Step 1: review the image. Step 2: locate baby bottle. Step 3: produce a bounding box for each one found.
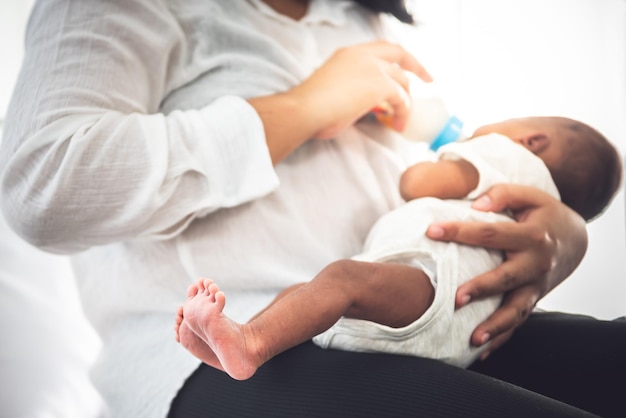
[374,78,465,151]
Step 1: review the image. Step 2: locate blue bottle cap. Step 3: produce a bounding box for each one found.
[429,115,464,151]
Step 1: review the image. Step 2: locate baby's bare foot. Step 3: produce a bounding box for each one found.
[175,279,213,344]
[178,320,226,371]
[186,278,213,299]
[174,279,212,343]
[176,302,225,371]
[182,279,261,380]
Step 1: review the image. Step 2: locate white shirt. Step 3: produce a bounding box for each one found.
[0,1,421,417]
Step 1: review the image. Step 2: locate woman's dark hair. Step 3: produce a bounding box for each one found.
[352,0,414,23]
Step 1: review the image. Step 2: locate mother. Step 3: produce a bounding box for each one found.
[1,0,623,417]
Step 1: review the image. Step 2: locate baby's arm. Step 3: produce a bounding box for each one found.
[400,159,479,201]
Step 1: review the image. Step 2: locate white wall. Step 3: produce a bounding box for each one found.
[0,1,33,123]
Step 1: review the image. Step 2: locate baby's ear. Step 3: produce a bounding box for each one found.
[522,133,549,154]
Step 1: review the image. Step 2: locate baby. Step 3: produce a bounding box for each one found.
[174,116,622,380]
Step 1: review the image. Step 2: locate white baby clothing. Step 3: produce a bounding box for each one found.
[313,134,560,367]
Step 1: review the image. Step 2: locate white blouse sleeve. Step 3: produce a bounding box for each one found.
[0,0,278,253]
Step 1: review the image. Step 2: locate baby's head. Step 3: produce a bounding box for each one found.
[472,116,623,221]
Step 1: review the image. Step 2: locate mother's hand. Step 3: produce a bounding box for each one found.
[426,184,588,359]
[248,40,431,164]
[293,40,432,139]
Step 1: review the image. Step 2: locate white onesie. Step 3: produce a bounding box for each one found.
[313,134,561,368]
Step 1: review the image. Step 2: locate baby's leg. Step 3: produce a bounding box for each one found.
[313,259,435,328]
[180,261,433,380]
[242,260,434,358]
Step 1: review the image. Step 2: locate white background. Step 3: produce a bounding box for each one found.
[0,1,624,417]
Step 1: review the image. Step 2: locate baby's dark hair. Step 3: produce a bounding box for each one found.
[352,0,414,23]
[549,119,623,221]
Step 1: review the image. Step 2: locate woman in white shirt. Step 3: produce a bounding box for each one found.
[1,1,623,417]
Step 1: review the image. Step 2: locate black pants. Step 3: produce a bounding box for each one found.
[169,312,626,418]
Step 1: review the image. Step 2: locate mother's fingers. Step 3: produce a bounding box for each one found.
[456,263,518,307]
[477,329,514,361]
[455,254,549,308]
[378,62,412,131]
[367,40,433,82]
[469,285,538,348]
[384,61,411,93]
[426,220,549,252]
[470,184,552,215]
[365,41,434,131]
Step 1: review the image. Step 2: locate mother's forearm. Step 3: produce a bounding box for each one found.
[247,93,318,165]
